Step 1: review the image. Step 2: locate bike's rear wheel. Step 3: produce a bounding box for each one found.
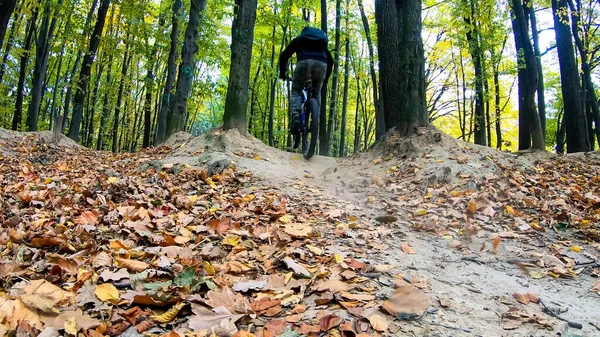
[302,98,319,160]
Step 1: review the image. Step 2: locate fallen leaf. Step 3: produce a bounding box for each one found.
[20,294,59,314]
[492,237,501,254]
[232,280,267,292]
[313,280,351,292]
[205,287,254,314]
[284,224,313,238]
[319,314,342,331]
[290,304,306,314]
[401,243,416,254]
[151,302,186,323]
[340,292,376,301]
[264,319,289,336]
[95,283,120,303]
[223,235,241,247]
[592,280,600,293]
[381,285,428,317]
[513,293,539,304]
[22,279,71,305]
[251,298,281,313]
[368,315,388,332]
[64,316,78,335]
[282,257,311,277]
[115,258,149,272]
[188,305,246,332]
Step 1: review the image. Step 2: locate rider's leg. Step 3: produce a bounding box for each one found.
[310,61,328,108]
[291,60,311,134]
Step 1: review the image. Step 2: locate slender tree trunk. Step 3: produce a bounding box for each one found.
[85,62,103,147]
[67,0,110,142]
[62,0,99,134]
[556,109,566,153]
[358,0,383,140]
[0,0,17,52]
[0,9,22,86]
[552,0,589,153]
[318,0,328,155]
[339,35,349,157]
[567,0,600,149]
[223,0,258,133]
[324,0,342,155]
[27,0,62,131]
[511,0,545,150]
[143,20,162,148]
[525,1,547,136]
[167,0,206,137]
[112,40,131,152]
[49,46,64,131]
[267,6,277,146]
[248,61,261,134]
[375,0,401,132]
[12,10,37,131]
[494,66,502,149]
[463,0,486,145]
[97,53,113,151]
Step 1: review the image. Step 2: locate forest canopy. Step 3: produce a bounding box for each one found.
[0,0,599,155]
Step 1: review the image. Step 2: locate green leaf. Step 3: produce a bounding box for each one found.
[174,267,196,287]
[142,281,172,295]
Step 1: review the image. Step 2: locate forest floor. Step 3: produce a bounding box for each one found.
[0,127,599,337]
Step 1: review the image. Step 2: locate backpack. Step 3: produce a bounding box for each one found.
[299,27,328,50]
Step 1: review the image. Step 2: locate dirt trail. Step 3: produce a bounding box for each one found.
[156,128,600,336]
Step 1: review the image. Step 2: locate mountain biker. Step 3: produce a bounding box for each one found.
[279,26,334,146]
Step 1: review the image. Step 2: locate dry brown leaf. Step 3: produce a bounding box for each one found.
[313,280,351,292]
[285,314,303,323]
[22,279,71,305]
[299,324,320,335]
[264,319,289,336]
[188,305,246,332]
[282,257,311,277]
[368,315,388,332]
[283,223,313,237]
[0,297,43,330]
[382,285,428,317]
[340,292,376,301]
[593,280,600,293]
[492,237,501,254]
[19,294,59,314]
[115,257,149,272]
[290,304,306,314]
[205,287,254,315]
[401,243,416,254]
[512,293,539,304]
[319,314,342,331]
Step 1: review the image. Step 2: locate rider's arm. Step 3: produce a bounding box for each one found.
[279,38,300,79]
[324,49,334,83]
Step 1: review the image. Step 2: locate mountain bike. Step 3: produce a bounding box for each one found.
[290,79,319,160]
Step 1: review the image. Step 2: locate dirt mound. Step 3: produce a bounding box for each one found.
[354,126,541,186]
[162,131,194,147]
[0,128,83,156]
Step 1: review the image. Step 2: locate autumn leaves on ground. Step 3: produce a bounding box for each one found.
[0,129,600,337]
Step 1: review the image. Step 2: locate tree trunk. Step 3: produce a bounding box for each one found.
[167,0,206,138]
[12,10,37,131]
[567,0,600,149]
[155,0,181,145]
[62,0,99,134]
[358,0,383,140]
[324,0,342,155]
[374,0,401,132]
[552,0,589,153]
[511,0,545,150]
[267,6,277,146]
[494,66,502,149]
[0,0,17,52]
[463,0,486,145]
[318,0,328,155]
[248,61,262,135]
[67,0,108,142]
[0,9,22,86]
[97,53,113,151]
[525,0,547,136]
[85,62,103,147]
[223,0,258,133]
[49,45,64,131]
[556,109,566,153]
[396,0,428,134]
[143,19,162,148]
[27,0,62,131]
[112,40,131,152]
[339,35,349,157]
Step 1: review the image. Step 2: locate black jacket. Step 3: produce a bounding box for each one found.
[279,33,334,82]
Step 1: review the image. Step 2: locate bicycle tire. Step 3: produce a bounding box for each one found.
[303,98,319,160]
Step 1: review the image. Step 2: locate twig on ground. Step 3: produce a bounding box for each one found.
[590,322,600,331]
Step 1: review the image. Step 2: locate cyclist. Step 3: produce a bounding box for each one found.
[279,26,334,147]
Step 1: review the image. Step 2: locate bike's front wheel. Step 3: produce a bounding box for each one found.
[302,98,319,160]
